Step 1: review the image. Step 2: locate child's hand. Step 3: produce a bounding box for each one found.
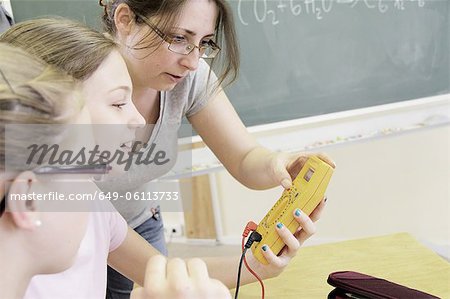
[131,255,231,299]
[246,198,326,279]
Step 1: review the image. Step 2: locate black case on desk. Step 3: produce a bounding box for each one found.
[327,271,440,299]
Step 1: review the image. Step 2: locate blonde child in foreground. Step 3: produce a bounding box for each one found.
[1,18,328,298]
[0,42,230,299]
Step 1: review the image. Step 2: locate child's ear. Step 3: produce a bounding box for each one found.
[7,171,41,230]
[114,3,136,37]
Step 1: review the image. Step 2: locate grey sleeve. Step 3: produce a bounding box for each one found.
[0,4,14,34]
[184,59,219,118]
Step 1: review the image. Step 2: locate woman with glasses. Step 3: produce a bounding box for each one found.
[2,17,326,299]
[99,1,334,297]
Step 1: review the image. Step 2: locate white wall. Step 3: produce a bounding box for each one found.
[215,125,450,257]
[163,96,449,259]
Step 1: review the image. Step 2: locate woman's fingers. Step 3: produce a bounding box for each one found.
[267,152,293,189]
[286,153,309,179]
[286,152,335,180]
[317,153,336,168]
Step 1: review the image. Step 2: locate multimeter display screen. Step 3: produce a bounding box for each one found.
[304,168,315,182]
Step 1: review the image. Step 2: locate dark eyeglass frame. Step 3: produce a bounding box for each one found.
[0,164,111,216]
[134,13,221,59]
[33,163,112,175]
[0,68,16,94]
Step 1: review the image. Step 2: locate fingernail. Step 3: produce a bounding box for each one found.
[295,209,301,217]
[262,245,268,251]
[276,222,283,229]
[281,178,291,189]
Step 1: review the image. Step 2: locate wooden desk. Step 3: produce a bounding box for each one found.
[237,233,449,298]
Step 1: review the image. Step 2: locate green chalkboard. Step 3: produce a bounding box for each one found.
[11,0,102,29]
[226,0,449,126]
[11,0,450,127]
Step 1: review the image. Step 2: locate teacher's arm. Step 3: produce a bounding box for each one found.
[188,90,334,189]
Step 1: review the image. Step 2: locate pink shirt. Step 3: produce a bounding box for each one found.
[24,202,128,299]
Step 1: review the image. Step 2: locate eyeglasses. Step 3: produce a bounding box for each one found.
[33,163,112,175]
[0,164,111,216]
[0,68,16,94]
[135,13,221,59]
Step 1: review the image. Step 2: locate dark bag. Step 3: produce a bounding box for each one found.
[327,271,440,299]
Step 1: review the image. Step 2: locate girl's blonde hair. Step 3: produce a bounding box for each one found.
[0,43,80,171]
[0,17,118,81]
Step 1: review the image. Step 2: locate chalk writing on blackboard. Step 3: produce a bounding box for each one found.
[237,0,426,25]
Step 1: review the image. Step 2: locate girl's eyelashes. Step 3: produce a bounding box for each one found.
[112,103,127,110]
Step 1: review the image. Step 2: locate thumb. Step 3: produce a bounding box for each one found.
[270,153,293,189]
[275,166,292,189]
[317,153,336,168]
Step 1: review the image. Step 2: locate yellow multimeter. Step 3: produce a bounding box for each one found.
[251,155,335,265]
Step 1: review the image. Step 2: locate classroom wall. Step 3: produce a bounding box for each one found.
[214,125,449,257]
